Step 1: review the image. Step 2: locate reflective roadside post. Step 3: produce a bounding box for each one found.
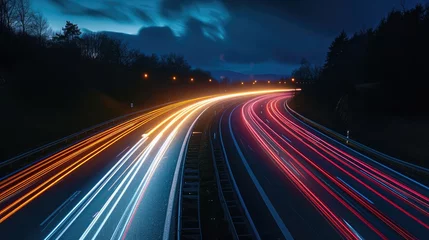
[346,130,350,144]
[291,78,296,96]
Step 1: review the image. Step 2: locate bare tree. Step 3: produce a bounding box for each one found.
[81,32,104,59]
[0,0,18,30]
[400,0,406,12]
[15,0,32,33]
[30,11,49,42]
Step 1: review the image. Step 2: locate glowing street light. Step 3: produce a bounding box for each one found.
[268,80,271,84]
[291,78,295,82]
[143,73,148,79]
[241,82,244,85]
[209,79,212,82]
[279,81,281,84]
[190,78,194,82]
[173,76,176,80]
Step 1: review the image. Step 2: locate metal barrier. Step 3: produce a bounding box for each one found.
[285,100,429,177]
[178,132,202,240]
[210,121,257,240]
[0,101,176,170]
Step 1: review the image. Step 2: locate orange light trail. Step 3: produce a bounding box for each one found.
[0,90,292,224]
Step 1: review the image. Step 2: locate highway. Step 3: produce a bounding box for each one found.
[0,90,288,240]
[217,92,429,239]
[1,90,428,240]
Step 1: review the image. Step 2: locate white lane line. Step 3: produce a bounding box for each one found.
[360,170,408,200]
[116,146,130,158]
[337,177,374,204]
[281,134,292,143]
[40,191,80,227]
[220,110,262,240]
[281,157,301,177]
[228,105,294,240]
[248,145,254,152]
[284,101,429,192]
[163,109,207,240]
[44,137,148,240]
[343,219,364,240]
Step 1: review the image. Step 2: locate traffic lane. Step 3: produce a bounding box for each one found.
[266,97,429,237]
[234,101,364,238]
[43,136,153,240]
[221,102,341,239]
[249,101,395,239]
[254,95,428,238]
[0,113,168,240]
[215,104,287,240]
[71,100,214,240]
[279,98,429,195]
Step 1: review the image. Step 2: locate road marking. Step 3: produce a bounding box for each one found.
[343,219,364,240]
[281,134,292,143]
[40,191,80,231]
[281,157,300,176]
[116,146,130,158]
[360,170,408,200]
[228,105,294,240]
[163,109,208,240]
[248,145,254,152]
[337,177,374,204]
[219,110,261,240]
[284,101,429,191]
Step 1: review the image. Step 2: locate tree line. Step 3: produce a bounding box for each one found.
[1,0,218,111]
[298,4,429,115]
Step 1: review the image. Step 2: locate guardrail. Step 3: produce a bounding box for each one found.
[285,100,429,179]
[209,114,259,240]
[0,101,176,171]
[178,131,202,240]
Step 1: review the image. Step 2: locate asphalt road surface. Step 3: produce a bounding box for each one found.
[0,90,289,240]
[217,92,429,239]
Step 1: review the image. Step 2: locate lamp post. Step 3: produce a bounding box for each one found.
[291,78,296,96]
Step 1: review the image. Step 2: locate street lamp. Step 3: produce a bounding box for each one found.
[268,80,271,84]
[241,82,244,85]
[292,78,297,96]
[143,73,148,79]
[173,76,176,80]
[209,79,212,82]
[190,78,194,82]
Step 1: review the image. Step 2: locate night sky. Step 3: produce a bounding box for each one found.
[33,0,428,75]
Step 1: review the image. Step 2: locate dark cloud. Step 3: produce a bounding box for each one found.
[48,0,152,23]
[104,12,329,70]
[159,0,215,18]
[132,7,154,23]
[161,0,429,36]
[48,0,429,74]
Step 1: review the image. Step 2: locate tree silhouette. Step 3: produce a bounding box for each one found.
[53,21,81,44]
[306,4,429,115]
[15,0,32,34]
[30,11,49,43]
[0,0,17,31]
